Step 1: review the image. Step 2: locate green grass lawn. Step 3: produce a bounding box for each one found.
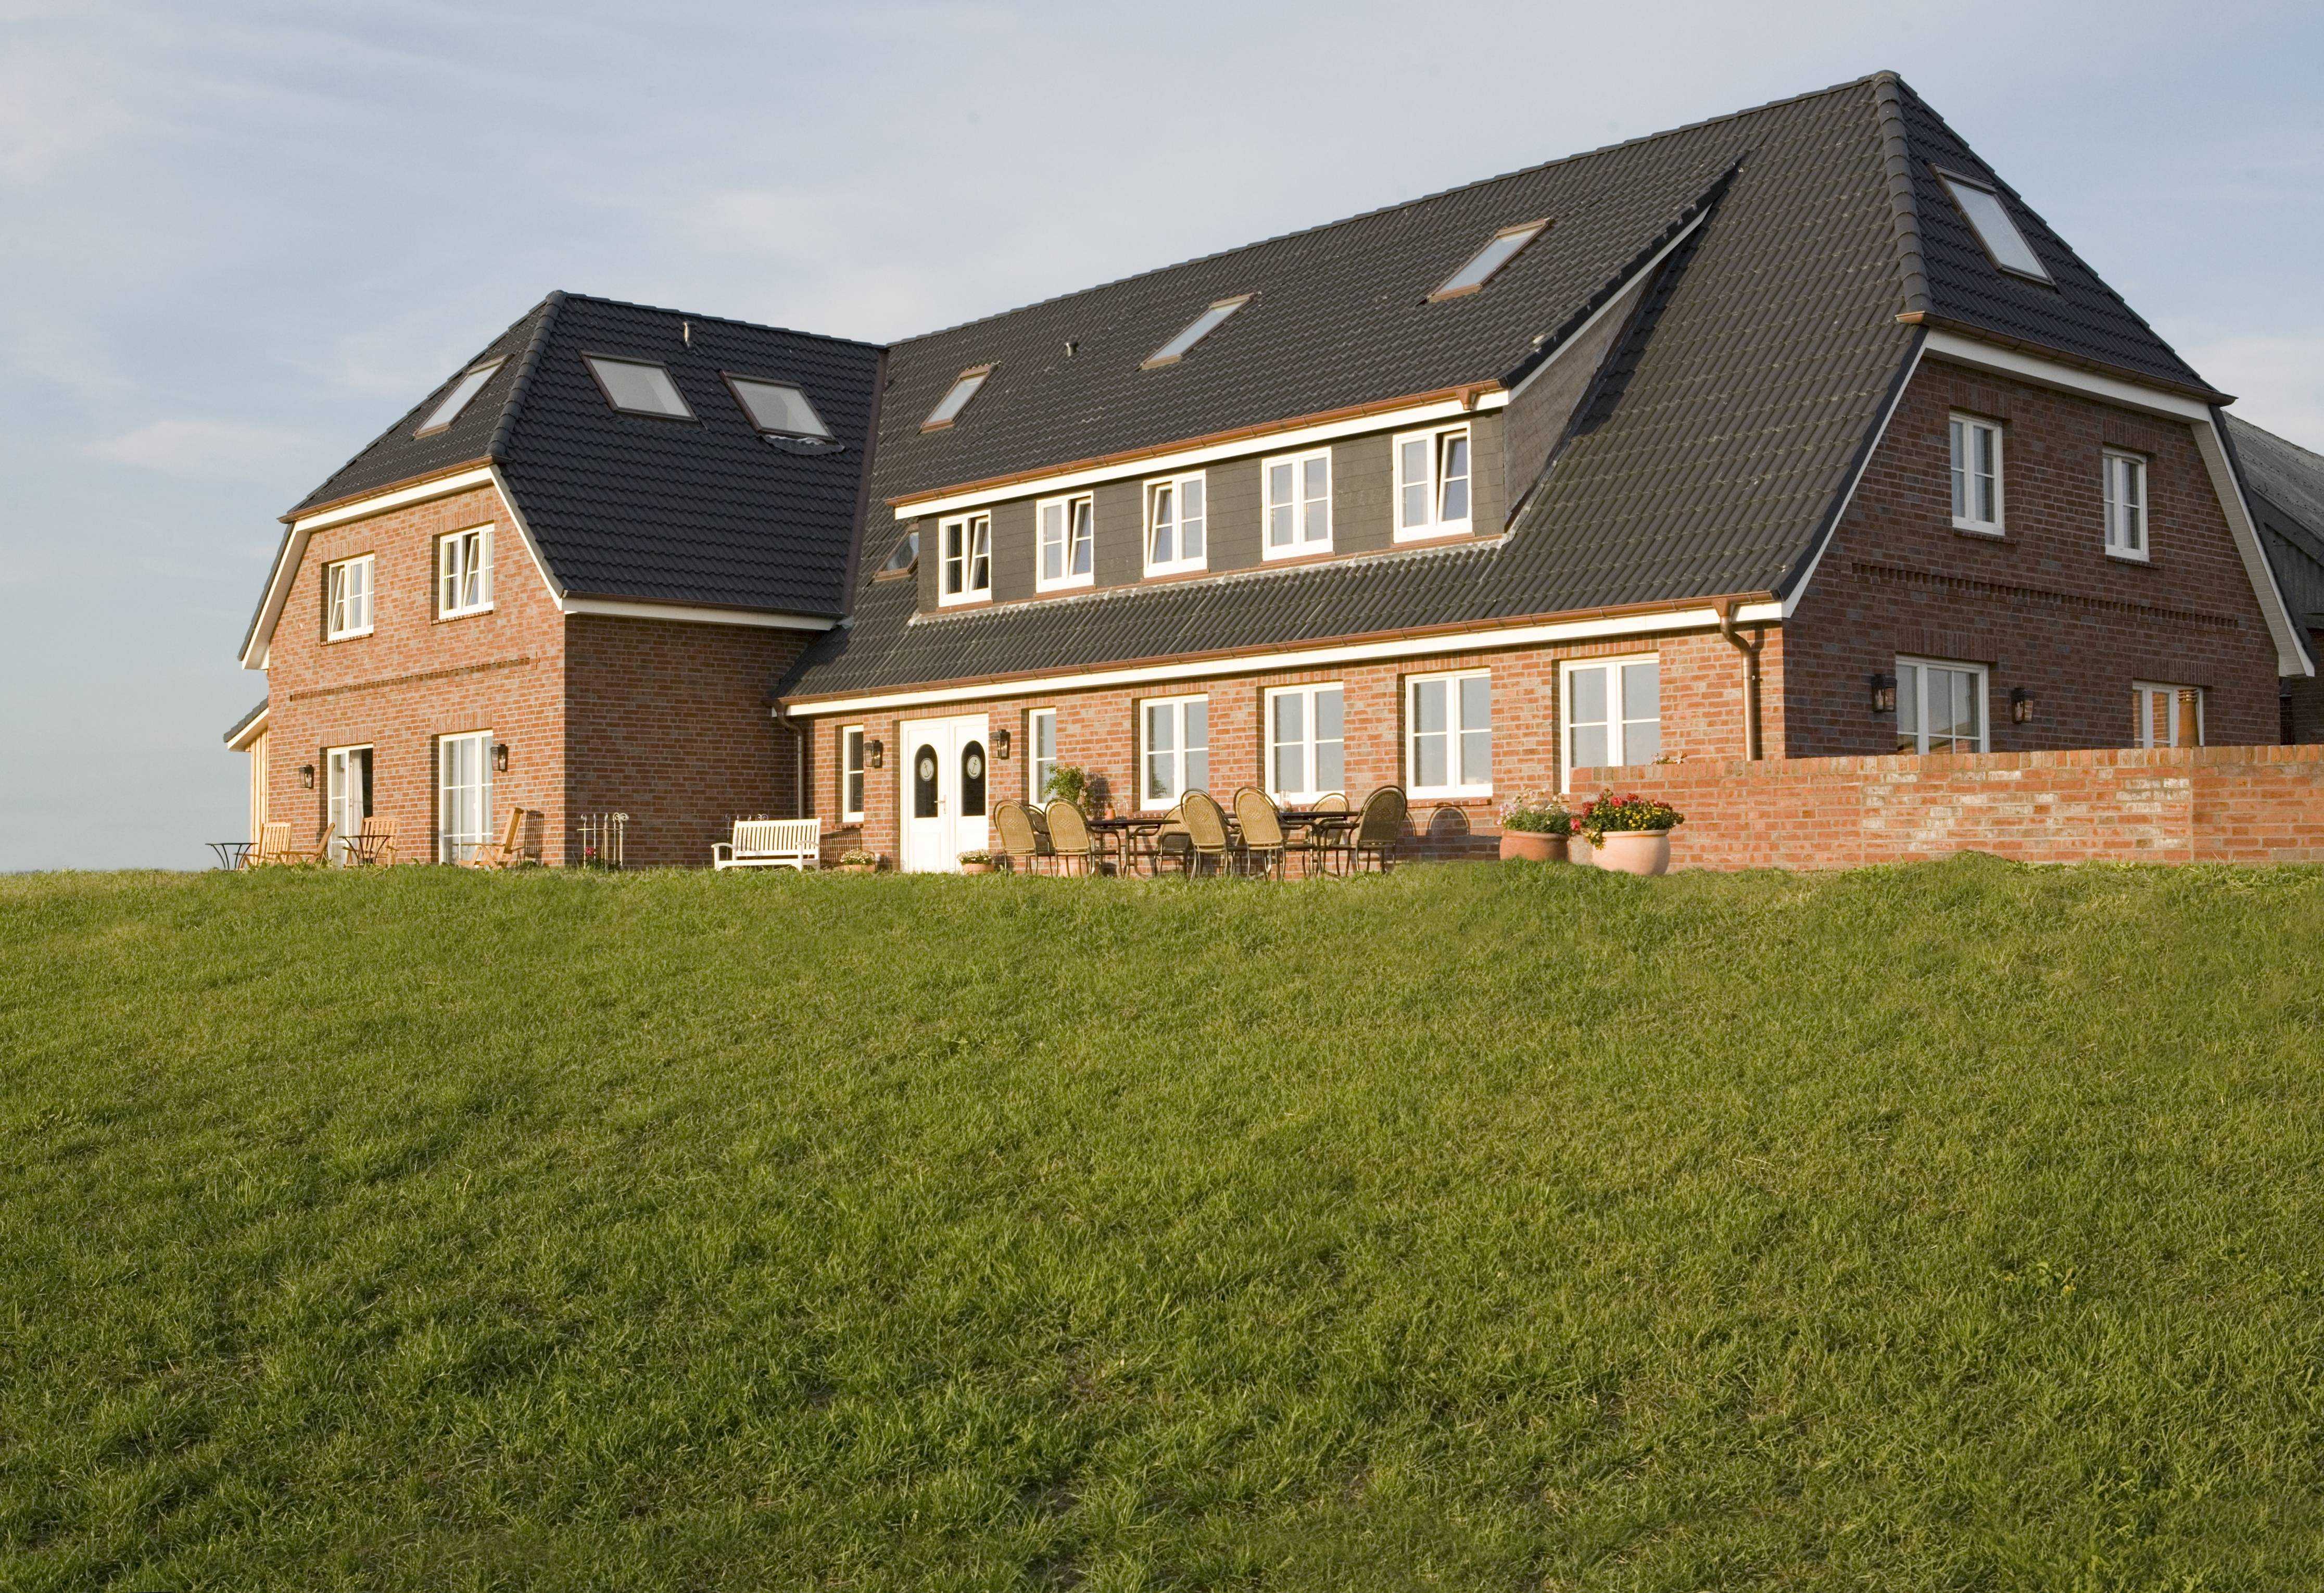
[4,859,2324,1591]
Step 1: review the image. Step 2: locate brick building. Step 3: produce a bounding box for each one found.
[231,72,2315,870]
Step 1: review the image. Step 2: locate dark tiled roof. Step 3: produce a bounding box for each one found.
[285,293,883,618]
[2230,415,2324,628]
[221,697,268,746]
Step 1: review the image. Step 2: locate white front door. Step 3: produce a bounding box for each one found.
[326,745,372,863]
[898,714,991,872]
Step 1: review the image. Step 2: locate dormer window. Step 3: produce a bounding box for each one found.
[415,360,502,436]
[1938,173,2050,282]
[921,366,991,431]
[725,375,830,438]
[1430,220,1547,301]
[1037,493,1094,592]
[585,355,694,419]
[1143,296,1249,368]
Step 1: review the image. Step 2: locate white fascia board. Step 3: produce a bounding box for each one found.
[892,391,1510,524]
[1506,209,1708,404]
[781,600,1783,719]
[561,596,836,631]
[1923,330,2308,674]
[486,463,570,609]
[225,706,269,751]
[1778,333,1927,619]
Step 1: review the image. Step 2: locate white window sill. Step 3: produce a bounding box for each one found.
[1952,519,2004,537]
[324,628,373,642]
[2106,546,2151,564]
[1144,559,1207,580]
[439,605,494,621]
[1034,574,1094,594]
[841,813,865,826]
[1395,520,1473,543]
[1411,786,1493,802]
[1262,542,1333,562]
[937,591,992,608]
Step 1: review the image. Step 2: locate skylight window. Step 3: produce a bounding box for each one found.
[1940,174,2050,282]
[1430,220,1548,300]
[414,359,503,436]
[878,530,918,575]
[1143,296,1250,368]
[725,375,830,438]
[585,355,694,419]
[921,366,991,431]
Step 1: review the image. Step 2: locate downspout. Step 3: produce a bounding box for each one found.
[1717,598,1763,761]
[774,699,808,820]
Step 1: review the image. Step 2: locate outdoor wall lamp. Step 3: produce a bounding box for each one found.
[1870,672,1897,714]
[494,742,510,773]
[867,738,885,769]
[2011,687,2035,724]
[299,763,315,790]
[993,727,1012,759]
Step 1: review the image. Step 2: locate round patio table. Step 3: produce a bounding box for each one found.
[206,841,253,870]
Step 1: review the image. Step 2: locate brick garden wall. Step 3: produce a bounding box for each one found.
[1575,744,2324,870]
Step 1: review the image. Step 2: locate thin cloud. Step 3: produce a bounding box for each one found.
[85,418,323,483]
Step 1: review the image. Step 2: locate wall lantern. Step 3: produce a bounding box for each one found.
[866,738,885,769]
[993,727,1012,759]
[2011,687,2035,725]
[494,742,510,773]
[1869,672,1897,715]
[299,763,315,790]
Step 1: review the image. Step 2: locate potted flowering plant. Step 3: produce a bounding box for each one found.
[1496,792,1572,863]
[958,849,996,875]
[835,848,880,874]
[1041,762,1092,814]
[1570,792,1685,877]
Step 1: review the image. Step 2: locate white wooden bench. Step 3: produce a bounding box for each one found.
[712,818,822,871]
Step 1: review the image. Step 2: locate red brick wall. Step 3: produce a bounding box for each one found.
[802,629,1755,868]
[262,483,567,864]
[564,617,809,868]
[1784,357,2281,756]
[1574,744,2324,869]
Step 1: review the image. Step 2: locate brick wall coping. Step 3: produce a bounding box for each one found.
[1575,743,2324,784]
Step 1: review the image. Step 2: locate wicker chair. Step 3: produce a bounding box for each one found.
[1348,786,1408,873]
[992,800,1047,874]
[1231,787,1289,879]
[1141,804,1189,876]
[1044,800,1107,875]
[1178,791,1237,877]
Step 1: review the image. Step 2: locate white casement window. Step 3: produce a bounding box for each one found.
[1263,448,1332,558]
[1140,695,1209,808]
[939,512,992,604]
[1037,494,1094,592]
[1145,473,1207,576]
[1027,709,1057,803]
[437,731,492,863]
[1266,684,1345,801]
[1560,656,1660,789]
[2104,450,2148,560]
[1394,424,1473,540]
[324,555,373,639]
[438,525,492,618]
[1408,671,1492,797]
[2134,683,2204,748]
[325,744,372,859]
[1950,413,2003,533]
[840,725,865,822]
[1896,657,1988,755]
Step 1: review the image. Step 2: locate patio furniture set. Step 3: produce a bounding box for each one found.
[992,786,1410,877]
[212,810,537,870]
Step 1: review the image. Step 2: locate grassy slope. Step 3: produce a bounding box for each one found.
[3,860,2322,1591]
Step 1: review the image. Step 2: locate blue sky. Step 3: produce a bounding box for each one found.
[4,0,2320,869]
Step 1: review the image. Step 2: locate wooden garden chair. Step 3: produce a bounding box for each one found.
[349,814,398,867]
[465,807,534,869]
[248,821,295,867]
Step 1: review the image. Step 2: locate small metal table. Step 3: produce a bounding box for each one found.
[338,831,396,868]
[206,841,254,871]
[1085,814,1169,875]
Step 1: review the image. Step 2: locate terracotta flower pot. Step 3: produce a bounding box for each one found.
[959,861,994,875]
[1595,830,1675,877]
[1498,831,1568,863]
[835,861,876,874]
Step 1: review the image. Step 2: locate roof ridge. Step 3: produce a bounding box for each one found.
[551,289,886,350]
[1872,74,1930,315]
[487,289,565,463]
[892,71,1896,350]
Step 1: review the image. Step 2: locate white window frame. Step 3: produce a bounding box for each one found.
[436,730,493,864]
[1393,423,1474,541]
[938,512,992,605]
[324,554,373,640]
[1026,708,1057,803]
[1558,655,1661,792]
[1262,448,1333,559]
[1036,493,1095,592]
[325,743,372,852]
[840,724,865,823]
[1406,670,1493,799]
[2104,449,2149,561]
[2133,682,2204,749]
[1264,683,1346,803]
[1144,472,1208,577]
[1949,412,2004,535]
[1138,695,1209,810]
[438,525,493,619]
[1895,656,1990,756]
